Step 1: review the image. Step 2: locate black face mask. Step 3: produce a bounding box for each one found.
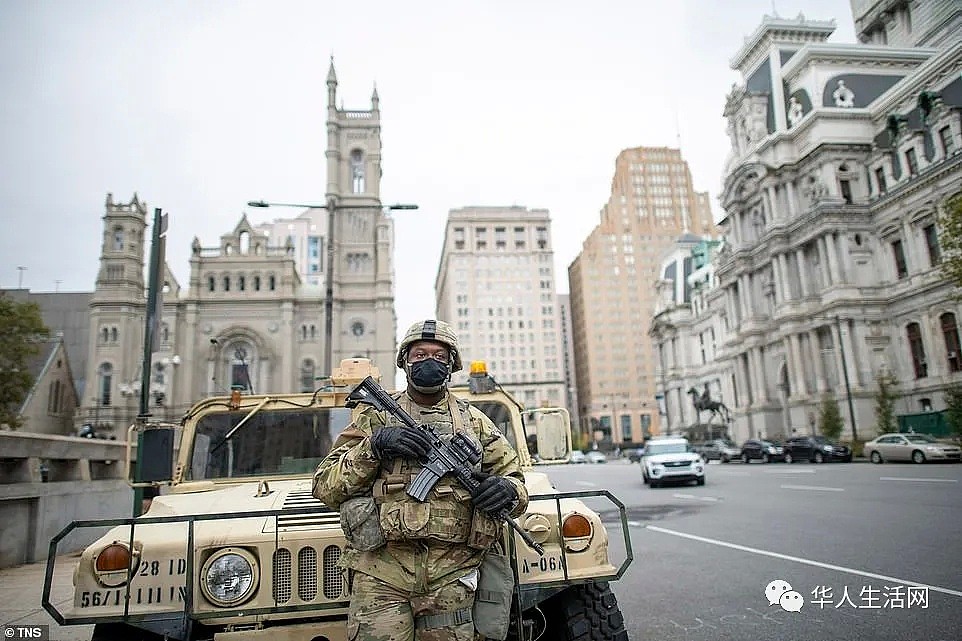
[407,359,450,392]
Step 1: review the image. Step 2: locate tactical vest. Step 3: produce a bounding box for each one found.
[371,393,500,550]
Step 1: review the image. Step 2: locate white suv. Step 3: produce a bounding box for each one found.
[640,437,706,488]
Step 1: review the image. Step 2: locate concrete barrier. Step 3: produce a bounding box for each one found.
[0,432,135,569]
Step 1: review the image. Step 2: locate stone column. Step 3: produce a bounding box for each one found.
[769,49,788,132]
[786,180,798,216]
[752,346,768,403]
[823,232,842,285]
[771,256,783,304]
[918,313,940,379]
[853,321,874,386]
[831,321,846,396]
[788,333,807,397]
[795,249,811,297]
[838,233,854,285]
[809,329,827,392]
[281,301,295,392]
[734,352,749,407]
[779,254,792,300]
[839,318,862,388]
[766,185,778,222]
[816,237,831,289]
[731,212,742,246]
[740,274,752,320]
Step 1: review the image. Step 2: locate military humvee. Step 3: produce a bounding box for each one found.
[43,359,631,641]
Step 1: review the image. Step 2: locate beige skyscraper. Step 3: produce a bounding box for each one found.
[436,206,566,411]
[569,147,716,447]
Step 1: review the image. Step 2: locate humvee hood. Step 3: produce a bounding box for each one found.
[148,479,325,517]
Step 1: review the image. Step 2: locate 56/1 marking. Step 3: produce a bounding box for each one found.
[80,586,186,608]
[520,555,564,575]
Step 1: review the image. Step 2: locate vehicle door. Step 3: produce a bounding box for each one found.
[889,435,913,461]
[743,440,760,460]
[796,438,814,460]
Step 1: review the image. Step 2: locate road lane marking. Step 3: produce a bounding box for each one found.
[575,480,597,487]
[715,470,750,476]
[765,468,816,474]
[879,477,958,483]
[780,484,845,492]
[646,525,962,598]
[672,493,719,502]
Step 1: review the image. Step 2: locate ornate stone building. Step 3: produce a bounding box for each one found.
[80,62,398,437]
[706,5,962,444]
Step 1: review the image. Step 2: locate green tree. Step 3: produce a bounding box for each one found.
[937,193,962,291]
[0,294,49,429]
[818,394,844,441]
[874,368,900,434]
[944,383,962,442]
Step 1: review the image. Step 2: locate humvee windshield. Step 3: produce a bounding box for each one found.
[187,407,353,480]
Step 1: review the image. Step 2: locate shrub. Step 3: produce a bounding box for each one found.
[819,394,844,441]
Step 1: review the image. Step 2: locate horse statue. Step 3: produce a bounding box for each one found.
[687,387,731,425]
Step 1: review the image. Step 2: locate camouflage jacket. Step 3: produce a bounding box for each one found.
[312,390,528,593]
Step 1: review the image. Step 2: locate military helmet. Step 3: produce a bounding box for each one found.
[396,319,462,372]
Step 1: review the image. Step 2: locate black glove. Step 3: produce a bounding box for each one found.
[471,470,517,515]
[370,426,433,461]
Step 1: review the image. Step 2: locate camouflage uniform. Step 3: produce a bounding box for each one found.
[313,390,528,641]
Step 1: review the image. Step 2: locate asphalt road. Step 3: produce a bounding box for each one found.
[7,459,961,641]
[543,458,962,641]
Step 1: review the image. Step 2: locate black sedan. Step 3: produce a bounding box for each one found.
[782,435,852,463]
[740,439,785,463]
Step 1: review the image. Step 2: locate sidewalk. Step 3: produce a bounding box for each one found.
[1,554,93,641]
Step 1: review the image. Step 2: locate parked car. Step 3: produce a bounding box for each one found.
[586,450,607,464]
[569,450,587,464]
[740,439,785,463]
[628,447,645,463]
[783,435,852,463]
[693,439,741,463]
[864,433,962,464]
[640,437,705,487]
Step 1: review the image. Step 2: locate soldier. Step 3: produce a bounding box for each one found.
[313,319,528,641]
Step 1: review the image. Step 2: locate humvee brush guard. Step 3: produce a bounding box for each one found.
[42,359,632,641]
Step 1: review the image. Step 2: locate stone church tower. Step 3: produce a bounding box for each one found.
[80,61,399,437]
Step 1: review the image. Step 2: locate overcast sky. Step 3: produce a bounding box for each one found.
[0,0,856,343]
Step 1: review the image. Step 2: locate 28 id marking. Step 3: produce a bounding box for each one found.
[520,555,564,574]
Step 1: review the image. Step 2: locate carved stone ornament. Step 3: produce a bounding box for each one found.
[833,80,855,108]
[787,96,804,127]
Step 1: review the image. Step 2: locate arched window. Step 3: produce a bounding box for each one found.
[223,276,231,292]
[101,327,109,344]
[351,149,365,193]
[907,322,928,379]
[113,227,124,251]
[208,276,215,292]
[239,275,246,291]
[239,231,250,254]
[300,359,316,393]
[110,327,118,343]
[98,363,113,406]
[48,381,57,413]
[161,323,170,345]
[310,324,317,339]
[269,275,276,291]
[302,325,308,341]
[941,312,961,373]
[254,275,261,291]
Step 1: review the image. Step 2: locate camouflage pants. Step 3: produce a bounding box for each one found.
[347,571,480,641]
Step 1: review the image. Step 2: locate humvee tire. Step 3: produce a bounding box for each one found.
[543,581,629,640]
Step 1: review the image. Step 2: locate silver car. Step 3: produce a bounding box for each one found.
[864,433,962,464]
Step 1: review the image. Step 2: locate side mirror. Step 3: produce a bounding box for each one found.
[526,408,572,464]
[128,426,176,486]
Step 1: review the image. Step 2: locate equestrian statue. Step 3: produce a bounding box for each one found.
[687,386,731,425]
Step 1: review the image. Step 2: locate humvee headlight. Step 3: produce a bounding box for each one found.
[561,513,594,553]
[201,548,258,607]
[94,543,137,587]
[521,514,552,544]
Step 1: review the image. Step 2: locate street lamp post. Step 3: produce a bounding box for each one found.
[834,315,859,442]
[247,199,417,376]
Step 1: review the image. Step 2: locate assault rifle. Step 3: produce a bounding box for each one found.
[346,376,545,555]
